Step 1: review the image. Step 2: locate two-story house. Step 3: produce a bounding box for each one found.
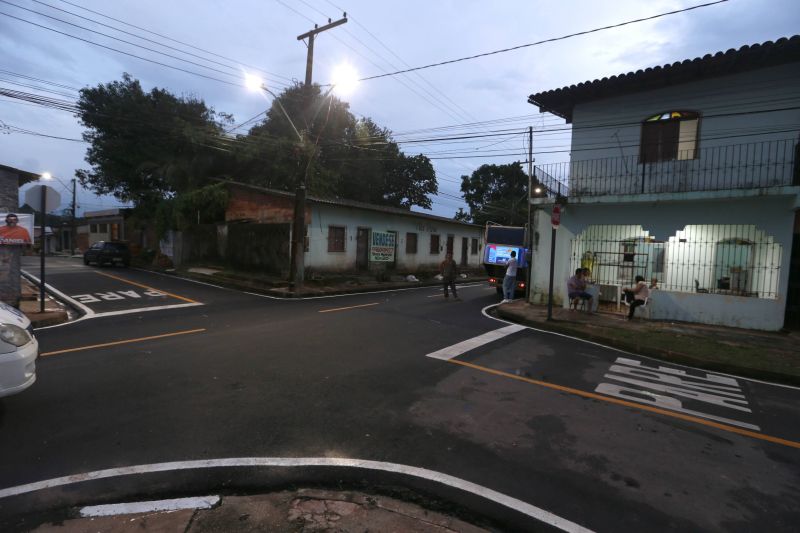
[527,36,800,331]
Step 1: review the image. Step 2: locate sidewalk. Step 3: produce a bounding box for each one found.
[30,489,488,533]
[19,277,70,328]
[496,300,800,386]
[174,265,487,298]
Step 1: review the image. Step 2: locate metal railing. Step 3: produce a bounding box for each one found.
[535,138,798,198]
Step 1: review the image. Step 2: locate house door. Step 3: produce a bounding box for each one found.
[446,235,454,254]
[356,227,370,271]
[460,237,468,266]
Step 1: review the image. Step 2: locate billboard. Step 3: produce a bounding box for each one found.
[485,244,525,267]
[0,213,34,246]
[370,231,396,262]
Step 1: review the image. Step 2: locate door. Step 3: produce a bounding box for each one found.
[356,227,370,271]
[460,237,468,266]
[446,235,454,254]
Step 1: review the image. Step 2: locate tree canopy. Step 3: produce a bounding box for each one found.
[458,162,545,226]
[76,75,438,222]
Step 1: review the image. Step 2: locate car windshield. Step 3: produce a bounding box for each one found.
[104,243,128,252]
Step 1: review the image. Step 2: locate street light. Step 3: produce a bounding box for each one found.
[40,172,52,180]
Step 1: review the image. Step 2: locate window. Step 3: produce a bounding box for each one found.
[98,223,108,233]
[327,226,345,252]
[471,238,478,255]
[430,234,440,254]
[406,232,418,254]
[90,223,98,233]
[640,111,700,163]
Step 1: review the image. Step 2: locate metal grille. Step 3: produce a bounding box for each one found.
[571,225,781,300]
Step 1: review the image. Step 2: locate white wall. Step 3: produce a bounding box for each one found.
[567,63,800,195]
[528,194,796,330]
[305,204,483,272]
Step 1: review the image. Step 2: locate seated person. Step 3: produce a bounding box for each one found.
[649,277,658,290]
[623,275,650,320]
[567,268,593,311]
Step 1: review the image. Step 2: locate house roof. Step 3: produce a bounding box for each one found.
[224,181,480,228]
[528,35,800,122]
[0,164,46,186]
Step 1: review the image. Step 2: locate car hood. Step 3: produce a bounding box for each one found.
[0,301,32,329]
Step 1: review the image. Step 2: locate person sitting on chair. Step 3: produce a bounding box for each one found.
[623,275,650,320]
[567,268,593,312]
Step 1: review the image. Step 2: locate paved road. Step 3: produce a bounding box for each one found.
[2,256,798,531]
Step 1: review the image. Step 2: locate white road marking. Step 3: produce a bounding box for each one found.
[92,303,203,318]
[0,457,593,533]
[425,324,526,360]
[80,496,219,517]
[480,304,800,392]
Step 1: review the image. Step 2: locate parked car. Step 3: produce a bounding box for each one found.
[83,241,131,267]
[0,302,39,398]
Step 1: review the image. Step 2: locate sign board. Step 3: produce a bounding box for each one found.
[551,204,561,229]
[0,213,34,246]
[369,231,396,262]
[24,185,61,213]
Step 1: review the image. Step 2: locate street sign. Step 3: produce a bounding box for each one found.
[551,204,561,229]
[24,185,61,213]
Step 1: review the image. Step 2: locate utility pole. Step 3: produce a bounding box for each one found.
[290,15,347,293]
[526,126,533,301]
[70,178,77,255]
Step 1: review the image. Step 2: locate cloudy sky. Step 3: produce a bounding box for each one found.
[1,0,798,217]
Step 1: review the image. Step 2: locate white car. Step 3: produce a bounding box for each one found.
[0,301,39,398]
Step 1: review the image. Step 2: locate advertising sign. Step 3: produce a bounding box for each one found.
[485,244,524,266]
[0,213,34,246]
[369,231,396,262]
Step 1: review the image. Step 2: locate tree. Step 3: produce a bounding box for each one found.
[76,74,232,208]
[459,162,543,226]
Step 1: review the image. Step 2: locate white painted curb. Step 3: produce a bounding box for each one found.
[80,495,219,517]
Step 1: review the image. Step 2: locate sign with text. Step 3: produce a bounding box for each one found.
[0,213,34,246]
[370,231,396,262]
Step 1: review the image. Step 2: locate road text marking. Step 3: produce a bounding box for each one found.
[446,358,800,449]
[95,271,199,303]
[425,324,525,360]
[318,302,380,313]
[41,328,207,357]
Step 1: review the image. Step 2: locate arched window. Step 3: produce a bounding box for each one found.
[640,111,700,164]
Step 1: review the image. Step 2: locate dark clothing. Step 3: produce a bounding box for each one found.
[440,259,458,281]
[443,279,458,298]
[628,299,645,318]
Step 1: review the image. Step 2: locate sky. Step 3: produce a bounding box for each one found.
[0,0,798,218]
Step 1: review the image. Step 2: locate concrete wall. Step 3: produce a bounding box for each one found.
[567,63,800,194]
[306,204,483,272]
[529,194,798,330]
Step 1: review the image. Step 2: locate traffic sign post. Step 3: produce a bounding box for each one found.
[546,204,561,321]
[26,185,61,313]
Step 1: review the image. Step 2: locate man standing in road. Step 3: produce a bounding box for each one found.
[501,250,517,303]
[440,252,459,300]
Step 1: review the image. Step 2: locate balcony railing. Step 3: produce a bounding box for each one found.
[534,138,798,199]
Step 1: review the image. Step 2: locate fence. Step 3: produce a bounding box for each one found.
[536,138,798,198]
[570,224,782,300]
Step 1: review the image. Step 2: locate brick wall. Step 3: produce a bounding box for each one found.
[0,170,20,212]
[226,187,310,224]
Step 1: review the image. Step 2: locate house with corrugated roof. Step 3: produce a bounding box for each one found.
[527,36,800,331]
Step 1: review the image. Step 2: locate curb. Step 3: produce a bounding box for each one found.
[18,273,73,328]
[495,305,800,387]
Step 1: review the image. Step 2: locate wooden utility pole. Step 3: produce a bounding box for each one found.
[289,16,347,293]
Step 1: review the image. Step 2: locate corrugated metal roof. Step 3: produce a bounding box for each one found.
[224,180,480,228]
[528,35,800,123]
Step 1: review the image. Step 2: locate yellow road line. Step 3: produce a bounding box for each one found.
[447,359,800,450]
[318,302,380,313]
[95,271,199,303]
[41,328,207,357]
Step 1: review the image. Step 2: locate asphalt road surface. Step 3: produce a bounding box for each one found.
[1,256,798,532]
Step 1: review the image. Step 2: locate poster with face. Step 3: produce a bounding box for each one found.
[0,213,34,246]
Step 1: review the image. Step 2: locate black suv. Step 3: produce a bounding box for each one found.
[83,241,131,267]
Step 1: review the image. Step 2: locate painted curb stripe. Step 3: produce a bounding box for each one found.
[80,495,219,517]
[425,324,526,360]
[0,457,593,533]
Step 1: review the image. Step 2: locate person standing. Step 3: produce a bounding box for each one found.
[501,250,518,303]
[440,252,459,300]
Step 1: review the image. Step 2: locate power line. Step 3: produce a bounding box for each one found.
[356,0,729,82]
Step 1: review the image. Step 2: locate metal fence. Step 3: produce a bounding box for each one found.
[570,224,781,301]
[536,138,798,198]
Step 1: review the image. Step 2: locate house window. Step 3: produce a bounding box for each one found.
[406,232,418,254]
[471,238,478,255]
[89,223,98,233]
[98,223,108,233]
[430,234,440,254]
[640,111,700,163]
[327,226,345,252]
